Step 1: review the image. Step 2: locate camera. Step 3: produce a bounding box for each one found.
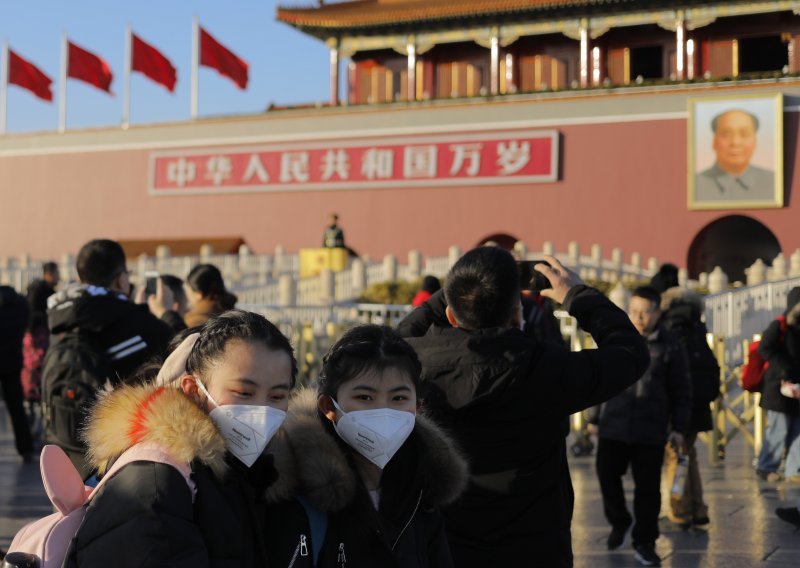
[518,260,552,292]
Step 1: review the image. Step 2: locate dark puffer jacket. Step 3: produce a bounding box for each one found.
[591,326,692,445]
[64,384,274,568]
[26,278,55,331]
[47,283,174,381]
[661,288,720,433]
[0,286,29,374]
[404,285,650,568]
[396,289,450,338]
[758,287,800,416]
[263,389,469,568]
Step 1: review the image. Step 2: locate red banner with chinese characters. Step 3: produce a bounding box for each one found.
[149,129,558,195]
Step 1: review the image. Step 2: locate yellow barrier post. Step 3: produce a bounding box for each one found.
[754,392,764,458]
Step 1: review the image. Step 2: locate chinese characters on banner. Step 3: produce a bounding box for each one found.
[150,130,558,195]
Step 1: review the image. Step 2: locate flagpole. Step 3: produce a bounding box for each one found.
[191,16,199,119]
[59,32,67,132]
[123,23,132,129]
[0,41,8,135]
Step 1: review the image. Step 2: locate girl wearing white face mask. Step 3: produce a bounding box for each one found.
[263,325,468,568]
[64,310,296,568]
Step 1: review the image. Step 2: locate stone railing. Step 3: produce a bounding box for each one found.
[1,240,661,307]
[0,244,298,293]
[242,253,800,369]
[239,241,662,307]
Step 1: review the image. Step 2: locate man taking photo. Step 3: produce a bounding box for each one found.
[403,247,650,567]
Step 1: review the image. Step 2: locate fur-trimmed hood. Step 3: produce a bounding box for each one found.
[83,383,228,479]
[265,388,469,512]
[661,286,704,314]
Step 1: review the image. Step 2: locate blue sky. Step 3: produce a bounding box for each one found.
[1,0,334,133]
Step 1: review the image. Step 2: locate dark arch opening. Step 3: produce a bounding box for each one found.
[687,215,780,282]
[475,233,519,250]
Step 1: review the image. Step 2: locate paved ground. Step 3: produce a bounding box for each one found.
[0,405,51,554]
[1,403,799,565]
[569,433,800,567]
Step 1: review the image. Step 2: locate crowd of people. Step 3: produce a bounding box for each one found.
[0,239,798,567]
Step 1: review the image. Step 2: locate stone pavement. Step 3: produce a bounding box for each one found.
[569,433,800,567]
[0,405,51,553]
[1,402,799,565]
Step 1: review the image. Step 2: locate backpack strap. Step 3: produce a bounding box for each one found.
[91,442,197,502]
[296,494,327,567]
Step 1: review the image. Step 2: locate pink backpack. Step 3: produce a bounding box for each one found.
[6,443,196,568]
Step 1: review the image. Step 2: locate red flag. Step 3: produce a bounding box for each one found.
[8,50,53,102]
[199,27,248,89]
[68,41,113,93]
[132,33,177,92]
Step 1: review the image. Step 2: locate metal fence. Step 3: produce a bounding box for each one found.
[703,276,800,367]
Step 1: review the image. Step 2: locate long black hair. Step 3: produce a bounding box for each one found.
[187,263,237,310]
[318,325,426,526]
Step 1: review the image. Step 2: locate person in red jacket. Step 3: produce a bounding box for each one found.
[411,275,441,308]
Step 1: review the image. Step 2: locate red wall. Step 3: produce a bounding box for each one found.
[1,114,798,268]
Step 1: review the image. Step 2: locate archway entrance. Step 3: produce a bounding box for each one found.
[475,233,519,250]
[687,215,780,282]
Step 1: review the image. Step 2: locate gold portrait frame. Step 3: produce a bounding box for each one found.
[687,92,783,210]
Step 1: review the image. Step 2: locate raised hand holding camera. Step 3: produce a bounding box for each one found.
[534,254,584,304]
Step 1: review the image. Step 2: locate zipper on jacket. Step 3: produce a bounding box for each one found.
[288,534,308,568]
[337,542,347,566]
[287,541,300,568]
[391,490,423,551]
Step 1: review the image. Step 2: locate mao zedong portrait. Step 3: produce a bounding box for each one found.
[695,109,775,202]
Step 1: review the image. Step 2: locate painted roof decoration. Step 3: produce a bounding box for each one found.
[277,0,636,31]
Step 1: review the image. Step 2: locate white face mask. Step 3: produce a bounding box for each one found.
[195,379,286,467]
[331,398,415,469]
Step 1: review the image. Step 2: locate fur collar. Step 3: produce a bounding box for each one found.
[265,388,469,512]
[83,383,228,480]
[661,286,703,314]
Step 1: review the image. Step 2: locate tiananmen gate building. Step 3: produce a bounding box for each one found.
[3,0,800,281]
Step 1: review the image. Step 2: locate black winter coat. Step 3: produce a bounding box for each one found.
[591,327,692,444]
[0,286,29,374]
[660,306,719,432]
[396,289,450,338]
[64,384,272,568]
[404,285,650,568]
[263,389,469,568]
[758,316,800,415]
[47,283,174,382]
[26,278,55,331]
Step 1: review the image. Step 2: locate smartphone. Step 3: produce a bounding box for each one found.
[144,271,160,297]
[518,260,552,292]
